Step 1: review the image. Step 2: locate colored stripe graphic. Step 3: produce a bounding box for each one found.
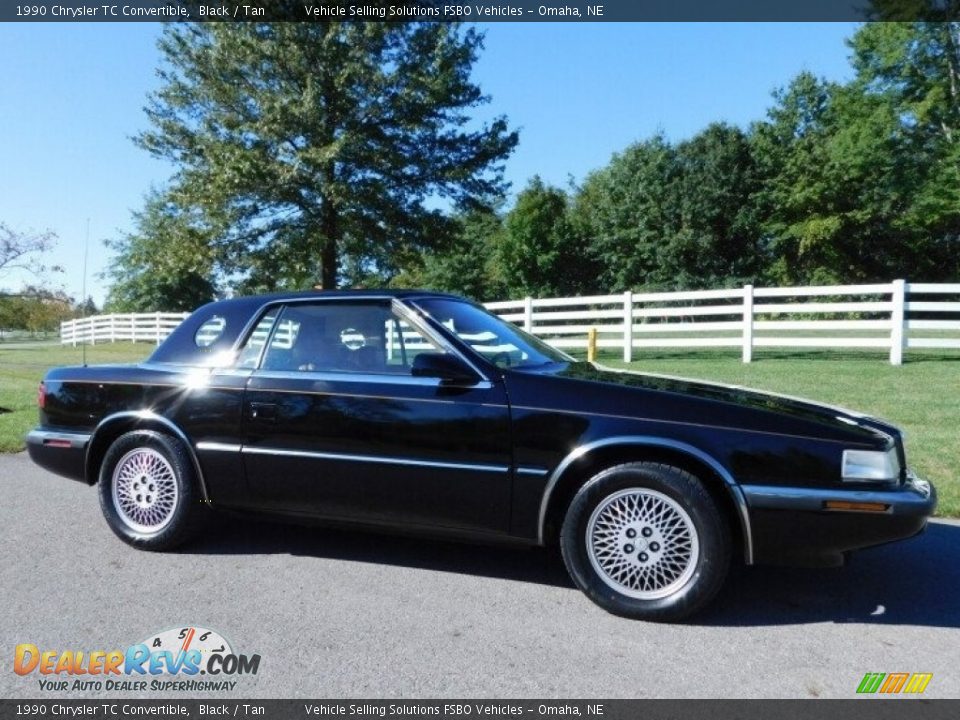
[904,673,933,694]
[856,672,932,694]
[880,673,910,693]
[857,673,885,694]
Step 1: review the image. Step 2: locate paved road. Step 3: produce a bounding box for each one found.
[1,452,957,699]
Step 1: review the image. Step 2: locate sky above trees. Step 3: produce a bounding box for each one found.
[0,23,858,304]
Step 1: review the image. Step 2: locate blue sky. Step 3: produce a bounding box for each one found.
[0,22,859,305]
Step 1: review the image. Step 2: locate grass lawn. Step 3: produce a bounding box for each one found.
[1,341,956,516]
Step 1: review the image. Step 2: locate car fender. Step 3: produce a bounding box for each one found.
[538,435,753,563]
[85,410,211,501]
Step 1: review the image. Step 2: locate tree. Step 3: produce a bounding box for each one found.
[495,177,590,297]
[75,296,98,317]
[0,286,74,338]
[0,223,59,282]
[754,28,960,285]
[751,72,849,284]
[571,135,681,291]
[406,204,506,301]
[137,22,518,291]
[668,123,765,288]
[103,190,218,312]
[848,22,960,260]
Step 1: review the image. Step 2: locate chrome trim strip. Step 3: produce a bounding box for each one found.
[251,368,492,390]
[537,436,754,564]
[241,445,510,474]
[89,411,211,501]
[196,441,242,453]
[515,466,549,476]
[200,440,538,477]
[240,384,506,407]
[26,429,91,449]
[741,479,935,516]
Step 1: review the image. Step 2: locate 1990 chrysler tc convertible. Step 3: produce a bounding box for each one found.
[28,291,936,620]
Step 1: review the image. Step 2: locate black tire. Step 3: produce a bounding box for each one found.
[97,430,205,551]
[560,462,730,622]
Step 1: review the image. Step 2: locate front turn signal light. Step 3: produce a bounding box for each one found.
[824,501,890,513]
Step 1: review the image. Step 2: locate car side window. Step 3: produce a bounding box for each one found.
[259,302,439,375]
[234,310,280,369]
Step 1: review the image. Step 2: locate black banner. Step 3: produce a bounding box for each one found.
[2,700,960,720]
[2,0,959,23]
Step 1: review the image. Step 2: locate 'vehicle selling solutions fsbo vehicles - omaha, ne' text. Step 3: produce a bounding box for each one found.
[28,290,936,621]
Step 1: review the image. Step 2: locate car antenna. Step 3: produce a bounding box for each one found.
[81,218,90,367]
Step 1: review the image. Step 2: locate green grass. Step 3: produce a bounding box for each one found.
[0,342,150,453]
[1,341,956,516]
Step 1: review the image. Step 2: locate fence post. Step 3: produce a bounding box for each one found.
[890,279,906,366]
[523,297,533,332]
[587,328,598,363]
[622,290,633,363]
[742,284,754,363]
[155,312,162,345]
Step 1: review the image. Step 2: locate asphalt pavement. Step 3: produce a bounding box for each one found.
[1,452,958,699]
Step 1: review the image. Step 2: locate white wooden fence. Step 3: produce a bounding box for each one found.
[61,280,960,365]
[486,280,960,365]
[61,312,189,346]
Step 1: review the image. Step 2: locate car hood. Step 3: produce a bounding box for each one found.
[517,362,900,446]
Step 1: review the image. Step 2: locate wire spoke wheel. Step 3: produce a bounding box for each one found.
[111,447,179,535]
[586,488,700,600]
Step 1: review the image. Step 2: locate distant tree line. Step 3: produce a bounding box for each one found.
[0,289,97,339]
[105,22,960,311]
[0,223,96,337]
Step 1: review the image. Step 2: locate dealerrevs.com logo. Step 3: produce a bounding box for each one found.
[14,626,261,693]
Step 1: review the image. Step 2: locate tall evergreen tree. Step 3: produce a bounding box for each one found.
[136,23,517,291]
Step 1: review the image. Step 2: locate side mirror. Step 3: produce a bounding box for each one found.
[411,352,478,385]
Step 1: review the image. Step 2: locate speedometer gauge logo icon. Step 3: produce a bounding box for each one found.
[138,626,233,672]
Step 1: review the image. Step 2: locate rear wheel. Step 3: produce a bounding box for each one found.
[560,462,730,621]
[98,430,205,551]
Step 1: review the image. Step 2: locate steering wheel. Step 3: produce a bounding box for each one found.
[489,351,513,368]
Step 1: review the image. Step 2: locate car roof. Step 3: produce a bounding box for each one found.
[205,288,467,311]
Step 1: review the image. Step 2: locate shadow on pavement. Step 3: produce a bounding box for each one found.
[187,515,960,628]
[702,520,960,629]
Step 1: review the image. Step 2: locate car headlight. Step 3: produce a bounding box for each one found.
[841,448,901,482]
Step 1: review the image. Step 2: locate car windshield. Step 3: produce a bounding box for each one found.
[413,298,571,370]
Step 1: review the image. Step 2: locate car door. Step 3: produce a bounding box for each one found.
[240,298,514,534]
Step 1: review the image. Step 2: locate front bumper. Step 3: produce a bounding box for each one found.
[26,428,91,483]
[743,473,937,567]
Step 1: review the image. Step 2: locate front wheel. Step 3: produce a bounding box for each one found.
[98,430,205,551]
[560,462,730,621]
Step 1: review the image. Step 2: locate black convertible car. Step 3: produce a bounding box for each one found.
[28,290,935,620]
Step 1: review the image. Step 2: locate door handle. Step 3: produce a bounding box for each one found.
[249,402,278,421]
